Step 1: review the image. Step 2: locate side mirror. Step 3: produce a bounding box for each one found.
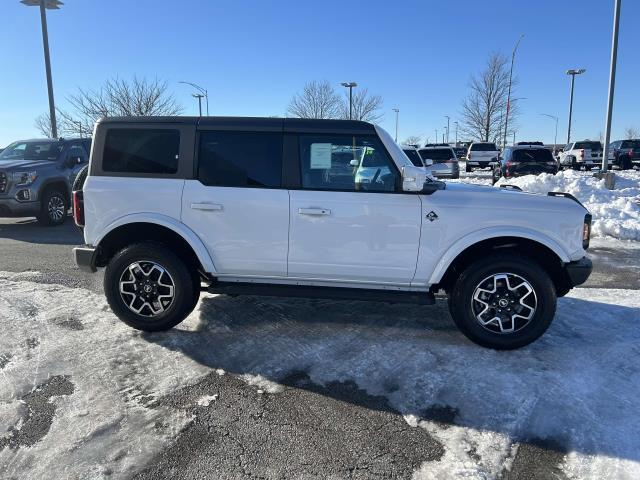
[423,158,434,167]
[349,159,359,167]
[401,165,427,192]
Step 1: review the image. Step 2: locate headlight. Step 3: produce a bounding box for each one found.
[12,171,38,186]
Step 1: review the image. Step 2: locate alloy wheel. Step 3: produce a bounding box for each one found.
[48,195,66,222]
[119,261,175,317]
[471,273,537,334]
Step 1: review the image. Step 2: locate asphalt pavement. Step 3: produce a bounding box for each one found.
[1,212,639,479]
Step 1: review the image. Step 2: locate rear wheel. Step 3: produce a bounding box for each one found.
[448,254,556,349]
[37,188,68,226]
[104,242,199,331]
[465,164,472,173]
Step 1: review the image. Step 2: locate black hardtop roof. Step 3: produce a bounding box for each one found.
[96,116,376,134]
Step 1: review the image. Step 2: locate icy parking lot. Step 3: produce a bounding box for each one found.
[1,271,640,479]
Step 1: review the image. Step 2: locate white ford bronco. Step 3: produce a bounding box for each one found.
[73,117,592,349]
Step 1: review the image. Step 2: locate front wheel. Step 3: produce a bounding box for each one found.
[448,254,557,349]
[37,188,68,226]
[104,242,199,331]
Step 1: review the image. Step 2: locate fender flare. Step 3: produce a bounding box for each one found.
[427,226,571,285]
[94,212,217,273]
[38,177,71,200]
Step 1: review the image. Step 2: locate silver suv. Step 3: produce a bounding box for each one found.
[0,138,90,225]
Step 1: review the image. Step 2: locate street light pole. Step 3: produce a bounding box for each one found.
[22,0,62,138]
[601,0,622,172]
[392,108,399,142]
[445,115,450,143]
[341,82,357,119]
[503,34,524,149]
[540,114,559,154]
[435,129,438,145]
[179,81,209,116]
[566,68,586,144]
[454,121,459,145]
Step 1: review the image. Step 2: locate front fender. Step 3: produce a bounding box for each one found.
[427,226,571,285]
[94,212,216,273]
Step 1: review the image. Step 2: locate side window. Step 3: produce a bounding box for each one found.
[67,144,87,163]
[198,131,282,187]
[103,128,180,174]
[82,139,92,156]
[299,135,398,192]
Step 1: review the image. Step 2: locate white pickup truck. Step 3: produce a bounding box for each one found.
[558,140,603,170]
[73,117,592,350]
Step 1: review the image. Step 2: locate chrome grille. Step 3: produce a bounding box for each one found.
[0,172,7,194]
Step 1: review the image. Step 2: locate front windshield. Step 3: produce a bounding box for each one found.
[0,141,63,161]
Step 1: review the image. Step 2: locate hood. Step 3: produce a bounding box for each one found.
[0,159,56,170]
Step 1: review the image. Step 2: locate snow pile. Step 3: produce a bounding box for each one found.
[495,169,640,241]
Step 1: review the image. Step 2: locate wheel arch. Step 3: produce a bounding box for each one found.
[38,178,70,203]
[430,230,571,294]
[94,215,216,275]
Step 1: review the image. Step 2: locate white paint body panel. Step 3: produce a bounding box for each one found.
[181,181,290,277]
[288,190,422,284]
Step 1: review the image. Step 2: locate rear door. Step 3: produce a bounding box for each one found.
[287,133,421,285]
[181,124,290,277]
[511,148,557,175]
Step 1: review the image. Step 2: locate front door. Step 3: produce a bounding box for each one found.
[181,130,289,277]
[288,134,422,285]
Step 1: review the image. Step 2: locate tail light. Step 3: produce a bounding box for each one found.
[467,153,472,160]
[630,148,634,157]
[579,149,585,160]
[583,214,592,249]
[73,190,84,227]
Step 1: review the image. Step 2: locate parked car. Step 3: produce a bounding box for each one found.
[453,147,467,160]
[558,140,603,170]
[466,142,500,172]
[74,116,592,350]
[418,146,460,179]
[492,144,559,184]
[0,137,91,225]
[607,139,640,170]
[401,145,430,168]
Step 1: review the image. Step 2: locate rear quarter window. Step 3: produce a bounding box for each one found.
[102,129,180,174]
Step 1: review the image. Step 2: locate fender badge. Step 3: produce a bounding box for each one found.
[426,211,438,222]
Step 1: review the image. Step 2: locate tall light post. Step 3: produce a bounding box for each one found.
[444,115,450,143]
[341,82,357,119]
[435,129,438,145]
[392,108,399,142]
[454,121,459,145]
[22,0,62,138]
[601,0,622,173]
[540,113,559,154]
[503,34,524,149]
[179,81,209,116]
[566,68,586,144]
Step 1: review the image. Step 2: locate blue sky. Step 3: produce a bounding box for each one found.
[1,0,638,147]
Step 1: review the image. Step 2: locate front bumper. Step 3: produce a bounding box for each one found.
[564,256,592,287]
[73,245,98,273]
[0,198,40,217]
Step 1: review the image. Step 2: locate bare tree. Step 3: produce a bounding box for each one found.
[460,53,518,143]
[34,77,183,137]
[34,113,55,138]
[402,135,422,146]
[287,80,342,119]
[341,88,384,123]
[624,126,639,139]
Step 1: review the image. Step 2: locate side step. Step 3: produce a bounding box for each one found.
[206,282,435,305]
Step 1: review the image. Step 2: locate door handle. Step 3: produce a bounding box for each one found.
[191,203,223,211]
[298,208,331,216]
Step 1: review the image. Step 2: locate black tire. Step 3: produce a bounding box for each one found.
[465,164,472,173]
[36,188,68,226]
[73,165,89,192]
[620,155,632,170]
[448,253,557,349]
[104,242,199,331]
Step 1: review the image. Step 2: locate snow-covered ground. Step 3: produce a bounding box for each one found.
[1,272,640,479]
[453,169,640,242]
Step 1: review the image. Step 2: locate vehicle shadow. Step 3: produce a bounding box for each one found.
[0,217,83,245]
[142,293,640,463]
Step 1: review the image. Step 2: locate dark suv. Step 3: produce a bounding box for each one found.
[608,139,640,170]
[0,137,91,225]
[492,145,558,184]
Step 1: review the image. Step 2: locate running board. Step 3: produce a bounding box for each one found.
[206,282,435,305]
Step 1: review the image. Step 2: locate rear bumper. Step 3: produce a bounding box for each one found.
[564,256,592,287]
[73,245,98,273]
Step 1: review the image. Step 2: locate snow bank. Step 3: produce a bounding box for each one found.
[495,170,640,241]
